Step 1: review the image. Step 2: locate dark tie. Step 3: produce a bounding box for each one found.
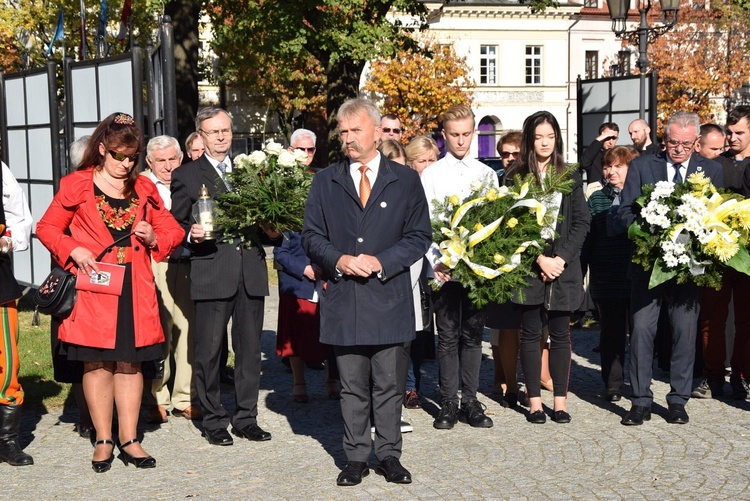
[359,165,371,207]
[672,163,683,184]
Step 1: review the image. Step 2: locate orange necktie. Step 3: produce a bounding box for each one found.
[359,165,371,207]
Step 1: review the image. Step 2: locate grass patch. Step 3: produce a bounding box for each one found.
[17,296,70,412]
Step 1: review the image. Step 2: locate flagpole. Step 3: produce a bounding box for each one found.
[79,0,86,60]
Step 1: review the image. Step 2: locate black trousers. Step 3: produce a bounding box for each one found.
[519,306,571,398]
[596,299,631,392]
[335,343,403,462]
[433,282,486,405]
[193,281,264,431]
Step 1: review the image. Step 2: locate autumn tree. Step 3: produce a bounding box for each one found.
[647,0,750,129]
[0,0,163,72]
[363,38,475,142]
[206,0,429,162]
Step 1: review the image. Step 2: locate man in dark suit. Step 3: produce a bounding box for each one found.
[618,111,723,426]
[171,106,280,446]
[302,98,431,486]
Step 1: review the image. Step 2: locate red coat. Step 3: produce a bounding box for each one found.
[36,169,186,349]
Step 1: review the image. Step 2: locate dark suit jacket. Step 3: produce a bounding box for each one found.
[618,152,724,231]
[274,231,315,300]
[170,154,272,301]
[301,157,432,346]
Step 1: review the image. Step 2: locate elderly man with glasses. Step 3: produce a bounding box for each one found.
[171,107,281,446]
[617,111,723,427]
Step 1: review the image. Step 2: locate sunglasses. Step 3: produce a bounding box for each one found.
[108,149,140,163]
[382,128,402,134]
[501,151,520,159]
[295,147,317,153]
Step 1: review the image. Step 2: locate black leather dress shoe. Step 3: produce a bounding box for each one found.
[233,424,272,441]
[204,428,234,446]
[605,391,622,402]
[336,461,369,486]
[459,400,493,428]
[666,403,689,424]
[527,410,546,424]
[377,456,412,484]
[433,401,459,430]
[621,405,651,426]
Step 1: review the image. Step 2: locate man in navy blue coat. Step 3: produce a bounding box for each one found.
[617,111,723,426]
[302,98,431,486]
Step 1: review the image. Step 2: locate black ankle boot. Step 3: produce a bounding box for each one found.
[0,405,33,466]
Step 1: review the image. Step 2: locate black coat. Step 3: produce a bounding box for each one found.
[512,171,589,311]
[301,157,432,346]
[170,154,278,300]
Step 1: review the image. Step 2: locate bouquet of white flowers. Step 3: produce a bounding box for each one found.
[629,172,750,289]
[430,169,573,307]
[214,140,312,247]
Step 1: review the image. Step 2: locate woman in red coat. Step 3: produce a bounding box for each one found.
[37,113,184,472]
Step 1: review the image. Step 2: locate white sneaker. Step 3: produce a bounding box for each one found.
[400,416,413,433]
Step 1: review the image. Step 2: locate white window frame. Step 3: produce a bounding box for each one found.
[525,46,542,85]
[479,45,498,85]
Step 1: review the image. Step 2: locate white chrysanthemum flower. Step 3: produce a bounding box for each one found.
[470,180,483,192]
[652,181,676,199]
[677,254,691,265]
[663,252,679,268]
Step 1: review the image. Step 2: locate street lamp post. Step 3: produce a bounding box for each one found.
[608,0,680,118]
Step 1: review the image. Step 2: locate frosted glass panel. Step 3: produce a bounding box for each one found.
[28,128,53,180]
[71,66,98,122]
[4,78,25,127]
[30,181,54,222]
[13,243,32,285]
[25,73,50,125]
[611,79,640,110]
[99,61,133,117]
[7,130,27,180]
[580,82,609,113]
[32,239,52,287]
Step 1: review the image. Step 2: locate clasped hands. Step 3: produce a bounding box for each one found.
[537,255,566,282]
[336,254,382,278]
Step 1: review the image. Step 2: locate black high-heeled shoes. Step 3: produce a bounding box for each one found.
[117,438,156,468]
[91,439,115,473]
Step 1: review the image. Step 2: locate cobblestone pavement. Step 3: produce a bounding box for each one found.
[11,289,750,499]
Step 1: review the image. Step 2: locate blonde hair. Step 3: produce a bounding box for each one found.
[405,136,439,166]
[440,104,475,126]
[380,139,406,162]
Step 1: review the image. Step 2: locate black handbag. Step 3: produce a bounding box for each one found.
[33,267,77,318]
[34,231,136,318]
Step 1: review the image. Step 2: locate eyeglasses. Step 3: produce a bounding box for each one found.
[665,138,696,149]
[108,150,139,163]
[295,147,317,153]
[501,151,520,159]
[382,128,402,134]
[199,128,232,137]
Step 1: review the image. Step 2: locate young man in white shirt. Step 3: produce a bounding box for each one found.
[421,104,498,430]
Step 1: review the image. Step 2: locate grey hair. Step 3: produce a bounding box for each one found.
[337,98,381,128]
[665,111,701,137]
[69,135,91,168]
[195,106,233,131]
[147,135,182,160]
[290,128,317,147]
[185,131,200,151]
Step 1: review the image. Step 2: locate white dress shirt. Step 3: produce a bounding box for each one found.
[1,162,32,252]
[667,157,691,183]
[349,152,381,196]
[147,171,172,209]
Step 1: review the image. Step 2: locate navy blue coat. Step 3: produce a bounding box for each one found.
[274,231,315,300]
[301,157,432,346]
